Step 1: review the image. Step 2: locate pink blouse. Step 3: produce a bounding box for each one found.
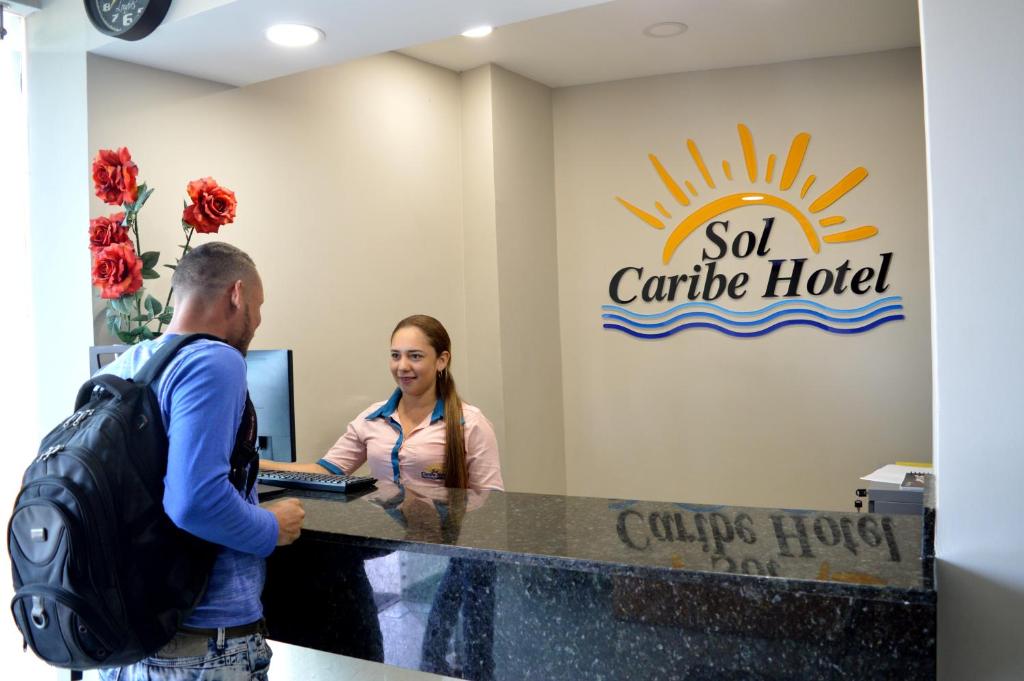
[318,389,504,491]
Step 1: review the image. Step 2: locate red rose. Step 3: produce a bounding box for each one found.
[92,147,139,206]
[92,242,143,300]
[182,177,237,234]
[88,212,128,253]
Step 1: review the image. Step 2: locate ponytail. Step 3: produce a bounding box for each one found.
[438,368,468,489]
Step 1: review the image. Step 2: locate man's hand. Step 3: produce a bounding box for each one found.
[267,498,305,546]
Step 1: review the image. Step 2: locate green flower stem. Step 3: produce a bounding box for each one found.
[127,209,140,255]
[126,209,143,338]
[114,305,130,341]
[156,224,195,334]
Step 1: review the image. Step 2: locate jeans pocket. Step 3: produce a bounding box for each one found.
[249,636,273,678]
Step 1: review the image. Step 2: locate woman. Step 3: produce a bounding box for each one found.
[261,314,503,491]
[262,315,502,674]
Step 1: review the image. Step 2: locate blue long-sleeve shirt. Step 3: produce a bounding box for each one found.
[101,335,278,627]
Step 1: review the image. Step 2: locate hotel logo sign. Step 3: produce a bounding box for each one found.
[607,124,904,339]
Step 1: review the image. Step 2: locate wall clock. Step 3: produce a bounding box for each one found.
[84,0,172,41]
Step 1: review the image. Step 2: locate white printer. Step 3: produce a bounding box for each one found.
[868,471,927,515]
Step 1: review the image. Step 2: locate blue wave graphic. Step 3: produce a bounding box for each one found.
[603,314,906,339]
[672,503,727,513]
[602,304,903,329]
[602,295,903,320]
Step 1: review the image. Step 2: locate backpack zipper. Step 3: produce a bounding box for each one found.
[61,409,95,430]
[36,444,65,463]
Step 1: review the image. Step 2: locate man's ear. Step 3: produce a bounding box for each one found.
[229,280,244,309]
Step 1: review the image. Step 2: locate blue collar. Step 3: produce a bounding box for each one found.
[366,388,444,424]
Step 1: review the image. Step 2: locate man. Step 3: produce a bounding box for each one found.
[98,242,305,681]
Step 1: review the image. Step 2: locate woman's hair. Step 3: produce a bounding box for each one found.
[392,315,468,489]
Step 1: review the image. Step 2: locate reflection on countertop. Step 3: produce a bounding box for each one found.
[277,480,932,598]
[262,481,936,680]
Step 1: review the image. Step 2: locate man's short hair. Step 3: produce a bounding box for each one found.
[171,242,258,301]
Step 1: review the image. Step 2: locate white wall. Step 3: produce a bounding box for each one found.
[919,0,1024,678]
[25,0,95,435]
[553,49,931,511]
[3,7,63,678]
[19,17,93,680]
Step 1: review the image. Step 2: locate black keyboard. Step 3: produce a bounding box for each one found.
[257,470,377,494]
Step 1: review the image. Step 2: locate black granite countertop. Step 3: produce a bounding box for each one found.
[261,480,935,605]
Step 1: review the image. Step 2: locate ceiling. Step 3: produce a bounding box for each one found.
[401,0,921,88]
[89,0,610,86]
[88,0,920,88]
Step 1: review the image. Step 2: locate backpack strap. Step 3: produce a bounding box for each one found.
[229,393,260,495]
[135,333,260,495]
[132,333,224,386]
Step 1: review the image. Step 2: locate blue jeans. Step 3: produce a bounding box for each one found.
[98,630,272,681]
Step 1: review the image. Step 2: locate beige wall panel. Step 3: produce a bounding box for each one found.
[553,49,931,510]
[459,65,507,455]
[491,66,567,494]
[88,53,466,464]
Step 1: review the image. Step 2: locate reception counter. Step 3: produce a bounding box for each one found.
[261,482,936,680]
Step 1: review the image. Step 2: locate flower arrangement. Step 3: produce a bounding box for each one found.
[89,147,237,344]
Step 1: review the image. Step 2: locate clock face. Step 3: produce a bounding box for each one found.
[85,0,171,41]
[94,0,148,33]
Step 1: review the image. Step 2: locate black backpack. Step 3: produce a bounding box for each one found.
[7,333,260,669]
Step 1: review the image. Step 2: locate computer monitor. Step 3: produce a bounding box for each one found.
[245,349,296,463]
[89,342,296,462]
[89,344,129,373]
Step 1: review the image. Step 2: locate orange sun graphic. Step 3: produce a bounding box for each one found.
[616,123,879,264]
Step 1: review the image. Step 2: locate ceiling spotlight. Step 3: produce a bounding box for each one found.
[461,25,493,38]
[642,21,688,38]
[266,24,325,47]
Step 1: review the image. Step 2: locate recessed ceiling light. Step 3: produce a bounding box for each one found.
[266,24,324,47]
[461,25,493,38]
[642,21,688,38]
